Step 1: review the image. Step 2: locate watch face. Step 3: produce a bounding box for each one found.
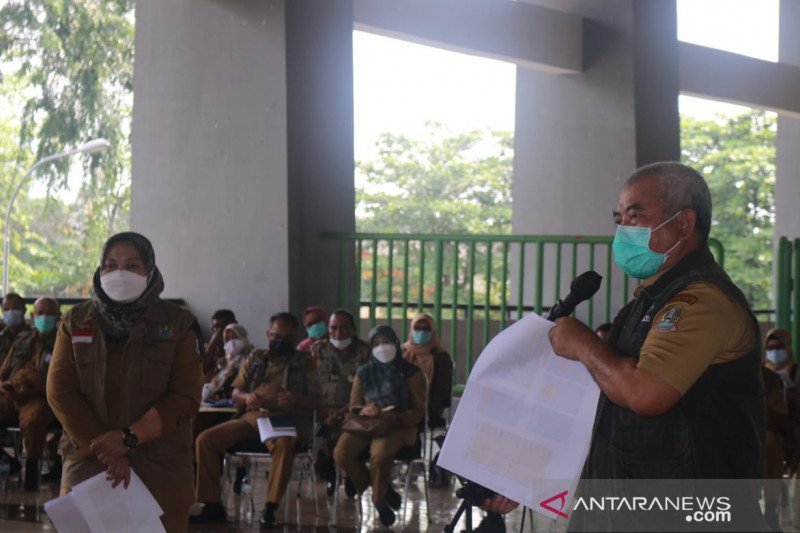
[123,431,138,448]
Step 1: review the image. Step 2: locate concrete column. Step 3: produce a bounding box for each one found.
[776,0,800,242]
[131,0,289,339]
[285,1,356,315]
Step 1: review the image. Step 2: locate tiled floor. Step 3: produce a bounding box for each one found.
[0,460,567,533]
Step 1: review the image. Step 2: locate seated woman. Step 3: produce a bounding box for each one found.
[333,325,425,526]
[401,313,454,487]
[402,313,453,429]
[202,323,253,403]
[297,306,328,352]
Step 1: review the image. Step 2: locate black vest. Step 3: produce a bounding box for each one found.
[587,246,765,480]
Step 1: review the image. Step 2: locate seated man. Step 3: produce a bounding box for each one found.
[0,297,59,491]
[297,306,328,352]
[0,293,31,362]
[193,312,320,528]
[310,309,370,493]
[202,309,237,381]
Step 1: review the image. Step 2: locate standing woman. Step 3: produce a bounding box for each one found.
[46,232,203,532]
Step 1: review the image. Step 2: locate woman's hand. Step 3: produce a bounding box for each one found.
[359,404,380,417]
[90,430,128,464]
[105,455,131,489]
[481,494,519,514]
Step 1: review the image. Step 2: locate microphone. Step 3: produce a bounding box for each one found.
[546,270,603,322]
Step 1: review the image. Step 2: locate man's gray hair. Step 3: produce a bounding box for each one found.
[626,161,712,243]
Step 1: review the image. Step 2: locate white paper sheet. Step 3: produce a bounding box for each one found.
[438,312,600,519]
[45,468,165,533]
[257,416,298,441]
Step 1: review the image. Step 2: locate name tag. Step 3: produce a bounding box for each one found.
[73,330,93,344]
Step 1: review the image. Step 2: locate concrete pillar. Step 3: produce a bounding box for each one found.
[285,1,356,315]
[776,0,800,242]
[131,0,290,339]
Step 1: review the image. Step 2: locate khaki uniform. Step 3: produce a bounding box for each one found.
[0,331,55,458]
[333,370,426,503]
[0,324,31,370]
[635,280,755,395]
[194,349,320,505]
[47,300,202,533]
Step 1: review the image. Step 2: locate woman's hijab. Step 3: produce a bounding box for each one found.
[360,325,411,410]
[402,313,440,385]
[91,232,165,339]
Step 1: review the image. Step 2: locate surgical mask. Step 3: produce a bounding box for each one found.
[34,315,57,335]
[100,269,148,303]
[3,309,24,328]
[612,211,682,279]
[224,338,247,355]
[372,344,397,364]
[412,330,432,345]
[330,337,352,350]
[767,349,789,366]
[306,322,327,340]
[269,339,293,356]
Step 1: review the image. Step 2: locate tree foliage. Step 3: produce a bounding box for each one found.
[681,110,776,309]
[0,0,133,297]
[356,124,513,234]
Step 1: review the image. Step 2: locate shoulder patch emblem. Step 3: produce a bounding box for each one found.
[668,293,698,306]
[655,306,683,333]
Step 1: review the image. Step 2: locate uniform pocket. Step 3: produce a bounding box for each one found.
[73,348,96,398]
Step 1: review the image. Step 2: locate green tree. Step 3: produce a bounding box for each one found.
[0,0,134,296]
[681,110,776,309]
[357,125,513,234]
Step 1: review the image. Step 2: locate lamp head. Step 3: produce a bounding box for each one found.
[77,138,111,154]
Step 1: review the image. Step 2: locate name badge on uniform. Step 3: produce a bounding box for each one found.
[158,325,173,339]
[73,330,93,344]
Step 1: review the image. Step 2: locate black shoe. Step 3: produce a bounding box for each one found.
[474,511,505,533]
[260,502,278,529]
[376,500,396,527]
[344,477,357,499]
[385,485,401,511]
[189,502,227,524]
[24,458,39,492]
[233,465,247,494]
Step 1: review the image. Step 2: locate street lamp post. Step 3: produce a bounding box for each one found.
[2,138,111,295]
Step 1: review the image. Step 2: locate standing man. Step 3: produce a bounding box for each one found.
[483,163,765,528]
[193,312,320,528]
[0,297,60,490]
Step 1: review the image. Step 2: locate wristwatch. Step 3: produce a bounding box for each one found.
[122,427,139,449]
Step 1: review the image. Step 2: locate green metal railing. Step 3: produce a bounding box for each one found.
[328,232,724,392]
[776,237,800,358]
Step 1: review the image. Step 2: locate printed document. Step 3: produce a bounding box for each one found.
[438,312,600,518]
[44,469,165,532]
[258,415,298,441]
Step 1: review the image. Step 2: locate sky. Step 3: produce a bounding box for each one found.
[353,0,780,165]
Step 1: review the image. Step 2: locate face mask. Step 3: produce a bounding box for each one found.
[612,211,682,279]
[3,309,24,328]
[412,330,432,346]
[34,315,57,335]
[372,344,397,364]
[224,338,246,355]
[330,337,352,350]
[100,269,148,303]
[306,322,327,340]
[767,349,789,366]
[269,339,293,356]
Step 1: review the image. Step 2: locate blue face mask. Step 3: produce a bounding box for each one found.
[3,309,24,328]
[612,211,682,279]
[766,349,789,366]
[34,315,57,335]
[412,330,432,346]
[306,322,327,340]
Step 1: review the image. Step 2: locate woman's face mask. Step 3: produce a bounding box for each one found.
[224,338,247,356]
[372,343,397,364]
[766,349,789,366]
[306,322,327,340]
[412,330,432,346]
[100,269,147,303]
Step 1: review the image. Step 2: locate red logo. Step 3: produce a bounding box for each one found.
[540,490,569,519]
